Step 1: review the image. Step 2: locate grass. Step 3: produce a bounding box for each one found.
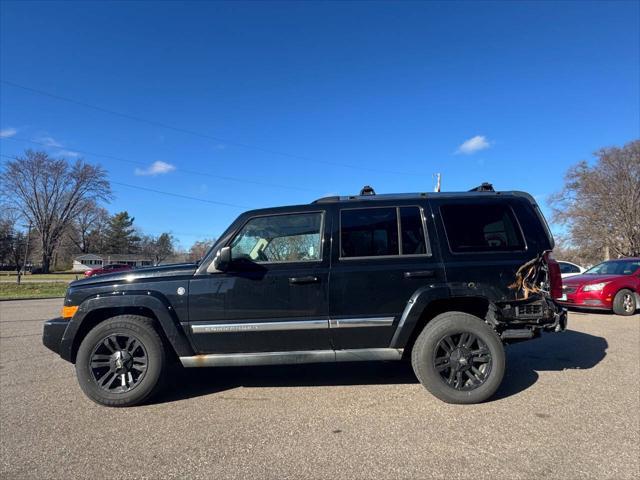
[0,282,68,300]
[0,273,80,282]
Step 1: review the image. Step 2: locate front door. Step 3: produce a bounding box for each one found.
[189,210,331,354]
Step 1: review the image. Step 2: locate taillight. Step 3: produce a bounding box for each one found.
[544,251,563,299]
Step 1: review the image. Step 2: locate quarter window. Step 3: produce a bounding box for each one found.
[440,203,524,253]
[230,212,323,263]
[400,207,428,255]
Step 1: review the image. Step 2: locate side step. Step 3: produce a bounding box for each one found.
[179,348,404,368]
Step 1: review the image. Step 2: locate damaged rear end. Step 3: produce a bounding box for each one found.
[493,251,568,342]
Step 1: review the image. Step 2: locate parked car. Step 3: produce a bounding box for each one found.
[557,258,640,315]
[43,185,567,407]
[558,260,586,278]
[84,263,133,277]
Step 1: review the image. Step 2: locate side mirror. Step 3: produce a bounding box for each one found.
[209,246,232,272]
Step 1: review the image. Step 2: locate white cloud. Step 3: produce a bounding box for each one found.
[0,127,17,138]
[59,149,81,158]
[135,161,176,176]
[456,135,491,155]
[38,135,64,148]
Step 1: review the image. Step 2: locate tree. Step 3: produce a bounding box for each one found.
[69,200,110,253]
[188,238,216,262]
[0,150,111,273]
[104,211,140,254]
[141,233,175,265]
[549,140,640,264]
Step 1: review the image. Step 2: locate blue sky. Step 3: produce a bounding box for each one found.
[1,1,638,249]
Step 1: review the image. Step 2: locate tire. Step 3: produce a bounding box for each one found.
[75,315,166,407]
[612,289,637,316]
[411,311,505,404]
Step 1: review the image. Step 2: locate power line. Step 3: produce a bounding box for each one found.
[0,153,252,209]
[1,79,423,177]
[2,136,318,193]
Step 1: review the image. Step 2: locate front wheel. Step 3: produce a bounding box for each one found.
[613,289,637,316]
[75,315,166,407]
[411,312,505,404]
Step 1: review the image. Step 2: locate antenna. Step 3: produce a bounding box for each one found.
[434,173,441,192]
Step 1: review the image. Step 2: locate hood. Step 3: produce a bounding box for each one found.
[71,262,198,286]
[563,273,622,286]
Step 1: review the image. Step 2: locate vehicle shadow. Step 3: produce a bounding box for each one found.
[152,330,608,405]
[493,330,608,400]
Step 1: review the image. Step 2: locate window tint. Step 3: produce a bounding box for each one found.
[230,212,322,263]
[559,262,580,274]
[400,207,428,255]
[341,208,399,257]
[440,203,524,253]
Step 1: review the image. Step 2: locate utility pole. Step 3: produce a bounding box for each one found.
[434,173,441,192]
[17,222,32,285]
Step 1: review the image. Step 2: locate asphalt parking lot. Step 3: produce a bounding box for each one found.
[0,299,638,479]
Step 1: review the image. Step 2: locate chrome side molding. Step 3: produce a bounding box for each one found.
[329,317,394,328]
[179,348,404,368]
[191,319,327,334]
[191,317,395,334]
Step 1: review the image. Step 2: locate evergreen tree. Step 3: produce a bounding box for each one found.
[104,212,140,254]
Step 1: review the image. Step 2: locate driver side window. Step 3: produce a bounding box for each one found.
[230,212,323,263]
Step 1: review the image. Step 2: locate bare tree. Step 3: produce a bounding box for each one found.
[141,233,176,265]
[549,140,640,263]
[0,150,112,273]
[69,200,110,253]
[188,238,216,262]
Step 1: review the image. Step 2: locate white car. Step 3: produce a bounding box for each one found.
[558,260,586,278]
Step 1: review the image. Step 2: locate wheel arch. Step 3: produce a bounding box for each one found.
[59,293,195,363]
[390,287,494,355]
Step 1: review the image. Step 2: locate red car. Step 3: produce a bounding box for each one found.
[557,258,640,316]
[84,263,133,277]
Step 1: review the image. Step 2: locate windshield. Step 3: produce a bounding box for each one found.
[584,259,640,275]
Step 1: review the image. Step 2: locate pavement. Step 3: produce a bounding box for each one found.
[0,299,638,480]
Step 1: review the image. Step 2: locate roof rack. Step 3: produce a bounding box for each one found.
[468,182,495,192]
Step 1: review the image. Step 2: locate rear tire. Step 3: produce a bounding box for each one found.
[75,315,166,407]
[612,289,637,316]
[411,311,505,404]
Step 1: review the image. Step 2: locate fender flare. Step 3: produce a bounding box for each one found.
[389,285,452,349]
[58,292,195,362]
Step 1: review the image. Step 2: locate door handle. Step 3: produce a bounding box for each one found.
[289,275,320,285]
[404,270,435,279]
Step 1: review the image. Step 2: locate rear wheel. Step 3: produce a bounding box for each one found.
[75,315,166,407]
[411,311,505,404]
[613,289,637,316]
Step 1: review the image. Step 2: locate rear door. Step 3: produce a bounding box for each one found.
[189,209,331,353]
[328,202,445,349]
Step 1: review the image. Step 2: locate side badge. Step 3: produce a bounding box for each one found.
[177,287,186,296]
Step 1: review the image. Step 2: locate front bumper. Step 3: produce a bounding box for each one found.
[556,288,613,310]
[42,317,69,355]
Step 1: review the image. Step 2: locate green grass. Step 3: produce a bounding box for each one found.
[0,282,68,300]
[0,273,80,282]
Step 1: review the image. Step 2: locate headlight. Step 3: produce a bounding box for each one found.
[583,282,609,292]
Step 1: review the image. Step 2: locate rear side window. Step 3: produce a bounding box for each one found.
[341,207,398,257]
[559,262,580,274]
[340,206,429,258]
[440,203,524,253]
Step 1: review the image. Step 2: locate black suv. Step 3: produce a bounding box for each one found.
[43,185,567,407]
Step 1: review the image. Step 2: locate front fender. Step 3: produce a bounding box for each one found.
[389,285,451,349]
[58,292,195,362]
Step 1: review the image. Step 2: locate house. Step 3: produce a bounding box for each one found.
[72,253,154,272]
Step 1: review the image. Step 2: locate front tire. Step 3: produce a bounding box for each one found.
[411,311,505,404]
[613,289,637,316]
[75,315,166,407]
